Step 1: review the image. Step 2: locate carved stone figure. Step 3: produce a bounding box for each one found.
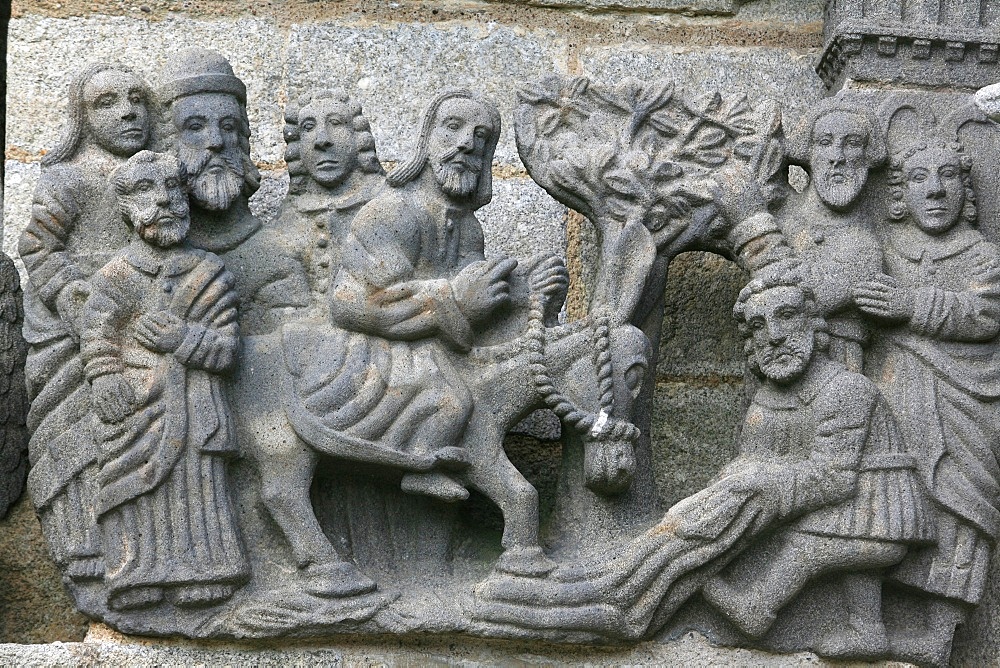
[275,89,385,319]
[81,150,248,612]
[21,62,154,581]
[781,99,888,371]
[856,137,1000,665]
[702,266,931,660]
[0,249,27,518]
[158,47,308,335]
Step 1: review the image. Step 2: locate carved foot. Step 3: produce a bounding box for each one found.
[815,622,889,661]
[66,556,105,581]
[702,577,775,637]
[495,546,557,578]
[432,446,471,472]
[108,586,164,611]
[303,561,377,598]
[889,631,953,668]
[169,584,236,608]
[400,472,469,502]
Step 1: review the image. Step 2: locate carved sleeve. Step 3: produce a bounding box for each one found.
[79,267,129,381]
[775,375,873,519]
[330,204,474,352]
[174,270,240,373]
[908,244,1000,342]
[18,168,86,308]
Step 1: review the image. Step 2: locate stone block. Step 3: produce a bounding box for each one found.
[650,380,744,509]
[284,21,569,167]
[497,0,740,14]
[479,176,568,260]
[2,161,39,267]
[6,16,287,163]
[658,251,748,378]
[580,45,826,127]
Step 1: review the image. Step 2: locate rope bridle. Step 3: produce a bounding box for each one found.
[526,295,640,442]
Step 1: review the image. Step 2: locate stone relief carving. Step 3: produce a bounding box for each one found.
[17,29,1000,668]
[0,247,27,519]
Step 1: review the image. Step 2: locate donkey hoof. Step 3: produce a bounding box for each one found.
[401,472,470,502]
[303,561,376,598]
[495,547,557,578]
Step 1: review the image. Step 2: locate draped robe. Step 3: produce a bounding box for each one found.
[80,242,249,601]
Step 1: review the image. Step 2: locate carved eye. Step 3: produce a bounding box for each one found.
[165,177,179,189]
[910,170,928,183]
[185,120,204,132]
[777,308,797,320]
[940,166,958,178]
[749,318,764,330]
[128,91,145,105]
[135,179,154,192]
[474,127,489,139]
[95,93,117,108]
[624,363,645,395]
[220,120,237,133]
[817,136,833,146]
[846,135,865,147]
[446,120,462,131]
[300,119,316,131]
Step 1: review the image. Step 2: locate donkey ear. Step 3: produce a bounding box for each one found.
[591,220,657,325]
[878,93,938,155]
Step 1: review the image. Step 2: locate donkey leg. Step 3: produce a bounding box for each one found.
[465,428,556,577]
[258,443,375,597]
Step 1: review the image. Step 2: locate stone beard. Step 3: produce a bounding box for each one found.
[432,144,483,197]
[177,139,248,212]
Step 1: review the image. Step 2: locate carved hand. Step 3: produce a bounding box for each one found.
[853,275,915,322]
[452,257,518,323]
[709,163,769,224]
[529,254,569,298]
[135,311,188,353]
[55,280,91,340]
[91,373,137,424]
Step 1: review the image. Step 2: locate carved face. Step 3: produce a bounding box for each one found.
[171,93,248,211]
[743,286,815,385]
[119,161,191,248]
[901,146,966,236]
[82,69,150,157]
[298,99,359,189]
[427,97,494,198]
[809,111,870,210]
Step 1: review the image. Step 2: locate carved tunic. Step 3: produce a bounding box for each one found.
[317,187,482,453]
[273,176,383,320]
[869,227,1000,604]
[80,242,249,603]
[732,356,931,542]
[20,160,130,570]
[780,192,882,372]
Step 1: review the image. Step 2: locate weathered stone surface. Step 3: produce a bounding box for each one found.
[658,252,747,378]
[285,21,569,167]
[493,0,740,15]
[0,629,839,666]
[580,46,825,125]
[0,497,88,642]
[650,380,743,509]
[6,16,286,163]
[479,176,568,261]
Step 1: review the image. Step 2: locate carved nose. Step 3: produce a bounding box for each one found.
[206,128,225,151]
[927,176,946,198]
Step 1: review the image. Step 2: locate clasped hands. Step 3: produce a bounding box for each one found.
[853,274,914,322]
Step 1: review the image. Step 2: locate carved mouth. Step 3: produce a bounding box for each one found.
[316,160,341,169]
[121,128,144,139]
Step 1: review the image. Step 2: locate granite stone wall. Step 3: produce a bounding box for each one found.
[1,0,826,652]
